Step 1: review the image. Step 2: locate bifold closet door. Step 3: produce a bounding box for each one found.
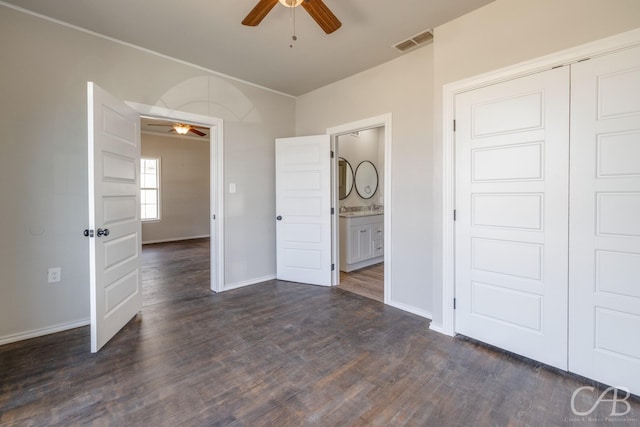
[569,45,640,395]
[455,67,570,370]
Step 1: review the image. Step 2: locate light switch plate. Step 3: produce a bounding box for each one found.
[48,267,61,283]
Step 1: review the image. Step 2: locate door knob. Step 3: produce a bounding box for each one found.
[276,216,283,221]
[97,228,110,237]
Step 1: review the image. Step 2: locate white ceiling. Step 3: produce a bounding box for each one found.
[2,0,493,96]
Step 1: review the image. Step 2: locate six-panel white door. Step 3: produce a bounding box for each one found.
[455,67,570,370]
[275,135,332,286]
[569,46,640,395]
[88,82,142,352]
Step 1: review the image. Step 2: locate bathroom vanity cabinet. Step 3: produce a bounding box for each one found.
[339,213,383,272]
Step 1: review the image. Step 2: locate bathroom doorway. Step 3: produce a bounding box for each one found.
[330,115,390,303]
[336,128,384,302]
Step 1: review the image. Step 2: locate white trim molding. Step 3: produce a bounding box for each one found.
[127,102,225,293]
[142,235,211,245]
[223,275,277,292]
[437,27,640,337]
[0,319,90,346]
[388,301,432,320]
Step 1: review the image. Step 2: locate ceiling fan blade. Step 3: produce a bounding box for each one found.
[242,0,279,26]
[190,128,207,137]
[301,0,341,34]
[190,125,209,130]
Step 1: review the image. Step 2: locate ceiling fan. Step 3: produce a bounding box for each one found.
[148,123,208,137]
[242,0,341,34]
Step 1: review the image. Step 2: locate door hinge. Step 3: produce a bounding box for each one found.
[331,207,335,215]
[83,229,94,238]
[331,151,334,158]
[453,120,456,132]
[453,298,456,310]
[212,214,216,220]
[453,210,457,221]
[331,263,335,271]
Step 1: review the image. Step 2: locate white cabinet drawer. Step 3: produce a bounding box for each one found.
[373,239,384,257]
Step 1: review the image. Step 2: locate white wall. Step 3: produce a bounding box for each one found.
[430,0,640,329]
[296,47,434,317]
[0,6,294,343]
[141,133,210,244]
[337,128,383,209]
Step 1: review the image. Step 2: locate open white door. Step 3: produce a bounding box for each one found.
[87,82,142,352]
[569,45,640,395]
[276,135,332,286]
[454,67,570,370]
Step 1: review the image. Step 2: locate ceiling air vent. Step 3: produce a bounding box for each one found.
[393,29,433,53]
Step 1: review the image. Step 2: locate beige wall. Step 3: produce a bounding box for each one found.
[0,6,294,343]
[430,0,640,328]
[296,47,434,316]
[141,133,210,244]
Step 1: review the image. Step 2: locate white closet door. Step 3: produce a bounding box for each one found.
[455,67,570,370]
[569,46,640,395]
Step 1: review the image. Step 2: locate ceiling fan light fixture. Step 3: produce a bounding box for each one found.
[173,124,190,135]
[279,0,303,8]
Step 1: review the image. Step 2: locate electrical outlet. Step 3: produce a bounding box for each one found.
[48,267,61,283]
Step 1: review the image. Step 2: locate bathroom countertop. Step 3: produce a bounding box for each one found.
[339,210,384,218]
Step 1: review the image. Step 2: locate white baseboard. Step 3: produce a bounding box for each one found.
[342,257,383,273]
[223,275,277,292]
[0,318,90,346]
[142,234,210,245]
[387,299,432,320]
[429,322,454,337]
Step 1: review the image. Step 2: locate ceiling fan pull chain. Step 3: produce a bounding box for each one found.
[289,4,297,48]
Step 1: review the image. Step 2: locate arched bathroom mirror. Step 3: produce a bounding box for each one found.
[338,157,354,200]
[355,160,378,199]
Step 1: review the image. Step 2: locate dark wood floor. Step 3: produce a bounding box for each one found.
[1,240,638,426]
[142,238,212,307]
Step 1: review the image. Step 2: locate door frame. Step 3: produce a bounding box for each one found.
[327,113,392,305]
[437,28,640,336]
[127,102,225,293]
